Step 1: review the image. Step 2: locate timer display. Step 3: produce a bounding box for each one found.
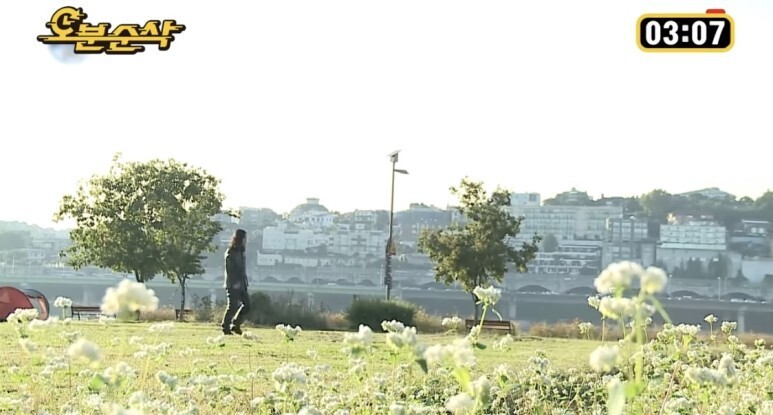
[636,12,734,52]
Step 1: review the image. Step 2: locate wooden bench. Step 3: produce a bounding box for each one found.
[70,306,105,320]
[70,306,140,320]
[175,309,194,319]
[465,319,514,334]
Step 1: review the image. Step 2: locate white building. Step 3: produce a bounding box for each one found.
[656,219,732,276]
[261,223,387,257]
[327,229,388,257]
[262,224,327,251]
[659,222,727,250]
[507,203,623,243]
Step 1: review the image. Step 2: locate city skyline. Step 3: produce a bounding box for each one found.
[3,0,772,229]
[2,184,769,231]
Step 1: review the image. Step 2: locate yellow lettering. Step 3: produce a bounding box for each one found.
[105,41,144,54]
[139,21,162,36]
[161,20,186,36]
[76,23,110,37]
[73,40,106,53]
[111,24,140,38]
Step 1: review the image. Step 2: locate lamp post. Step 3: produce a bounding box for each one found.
[385,150,408,301]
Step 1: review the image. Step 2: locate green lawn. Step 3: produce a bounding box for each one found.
[0,320,597,410]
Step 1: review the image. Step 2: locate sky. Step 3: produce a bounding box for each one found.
[2,1,771,230]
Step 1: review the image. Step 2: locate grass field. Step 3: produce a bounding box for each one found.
[1,320,597,414]
[3,268,773,414]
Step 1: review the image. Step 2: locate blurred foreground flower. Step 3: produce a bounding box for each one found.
[101,280,159,319]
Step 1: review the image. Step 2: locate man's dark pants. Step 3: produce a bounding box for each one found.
[222,288,251,330]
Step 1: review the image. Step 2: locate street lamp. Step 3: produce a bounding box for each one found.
[385,150,408,300]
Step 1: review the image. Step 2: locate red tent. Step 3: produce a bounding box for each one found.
[0,286,50,321]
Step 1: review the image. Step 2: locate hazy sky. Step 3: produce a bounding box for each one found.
[2,1,771,229]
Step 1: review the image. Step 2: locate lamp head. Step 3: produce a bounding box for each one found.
[388,150,400,163]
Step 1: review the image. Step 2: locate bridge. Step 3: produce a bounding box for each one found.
[3,273,771,334]
[249,270,769,302]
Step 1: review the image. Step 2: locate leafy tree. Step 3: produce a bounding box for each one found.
[54,155,228,291]
[417,178,540,321]
[541,233,559,253]
[707,254,728,279]
[151,160,227,320]
[55,154,164,282]
[639,190,676,223]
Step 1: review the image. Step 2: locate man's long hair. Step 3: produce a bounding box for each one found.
[229,229,247,250]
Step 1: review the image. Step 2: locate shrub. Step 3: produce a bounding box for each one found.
[245,291,329,330]
[414,307,444,333]
[345,299,416,331]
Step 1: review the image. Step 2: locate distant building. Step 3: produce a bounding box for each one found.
[549,188,594,205]
[678,187,736,201]
[656,219,732,276]
[659,221,726,250]
[262,223,327,251]
[261,222,387,258]
[729,220,772,258]
[530,241,601,275]
[395,204,452,245]
[601,218,655,267]
[510,192,541,207]
[508,203,623,243]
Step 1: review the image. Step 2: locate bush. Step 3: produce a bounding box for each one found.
[191,294,228,324]
[345,299,416,331]
[244,291,329,330]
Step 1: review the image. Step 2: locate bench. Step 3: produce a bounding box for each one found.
[465,319,514,334]
[70,306,105,320]
[175,309,194,319]
[70,306,140,320]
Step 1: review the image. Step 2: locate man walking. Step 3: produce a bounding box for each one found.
[221,229,251,335]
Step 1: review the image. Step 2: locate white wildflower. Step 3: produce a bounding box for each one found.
[640,266,668,294]
[67,338,102,364]
[54,297,73,308]
[276,324,302,341]
[594,261,643,293]
[148,322,174,332]
[445,392,475,414]
[473,286,502,306]
[589,345,619,373]
[100,279,159,317]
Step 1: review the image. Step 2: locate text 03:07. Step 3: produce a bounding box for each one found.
[646,20,724,45]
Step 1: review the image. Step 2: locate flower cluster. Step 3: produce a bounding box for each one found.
[101,279,159,318]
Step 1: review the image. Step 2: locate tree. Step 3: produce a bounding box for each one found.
[151,160,227,320]
[55,154,164,282]
[54,155,228,290]
[417,178,540,321]
[639,190,675,222]
[541,233,559,253]
[707,254,729,280]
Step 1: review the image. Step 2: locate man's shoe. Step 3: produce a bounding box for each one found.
[222,327,233,335]
[232,326,243,335]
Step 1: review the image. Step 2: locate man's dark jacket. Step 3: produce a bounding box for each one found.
[224,247,249,290]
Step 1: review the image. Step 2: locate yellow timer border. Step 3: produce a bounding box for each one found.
[636,13,735,53]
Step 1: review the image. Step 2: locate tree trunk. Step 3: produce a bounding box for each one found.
[134,271,142,283]
[471,293,480,323]
[179,276,187,321]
